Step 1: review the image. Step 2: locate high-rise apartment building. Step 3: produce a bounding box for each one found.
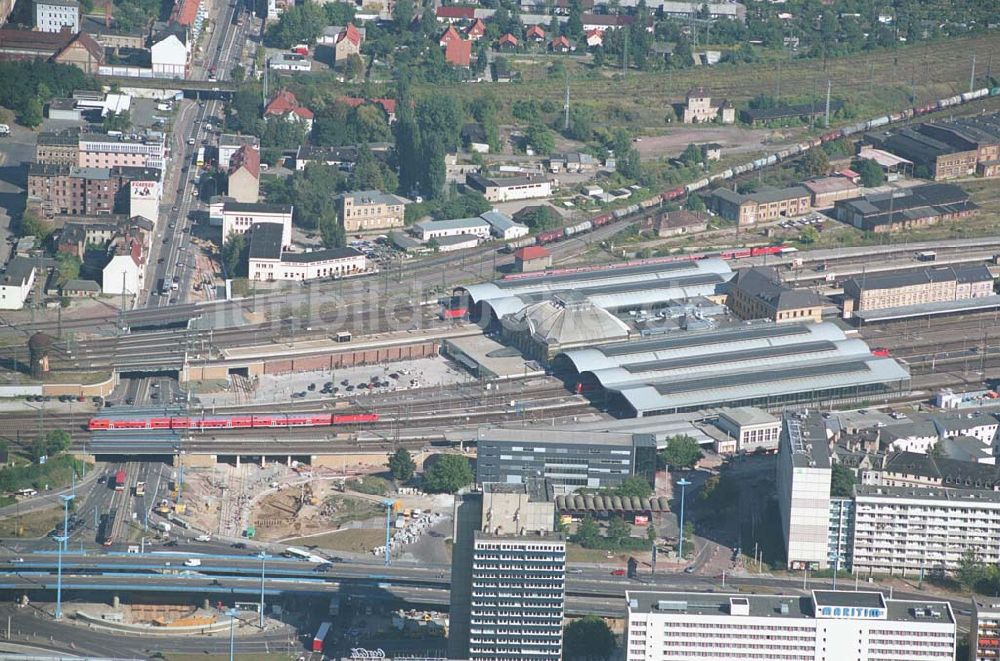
[971,598,1000,661]
[448,481,565,660]
[625,589,956,661]
[777,409,833,570]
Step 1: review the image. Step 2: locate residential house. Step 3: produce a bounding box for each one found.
[264,89,314,131]
[222,201,293,248]
[294,145,359,171]
[581,13,652,31]
[61,279,100,297]
[726,266,823,323]
[682,87,735,124]
[337,97,397,123]
[248,223,366,282]
[439,25,463,47]
[444,38,472,67]
[334,23,363,64]
[466,18,486,40]
[102,239,142,296]
[0,257,36,310]
[339,190,410,233]
[549,35,572,52]
[150,27,188,78]
[218,134,260,167]
[526,25,545,42]
[435,5,475,22]
[34,0,79,33]
[227,145,260,204]
[51,31,103,73]
[585,29,603,48]
[497,33,519,50]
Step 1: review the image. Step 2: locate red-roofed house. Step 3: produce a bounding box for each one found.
[337,97,397,123]
[549,35,572,52]
[444,38,472,67]
[228,145,260,203]
[435,6,475,22]
[585,29,603,48]
[514,245,551,272]
[264,89,314,130]
[466,18,486,40]
[103,238,143,295]
[171,0,206,38]
[439,25,462,47]
[497,33,519,50]
[335,23,363,63]
[51,31,104,74]
[526,25,545,42]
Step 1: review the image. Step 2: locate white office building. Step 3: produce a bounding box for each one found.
[0,257,36,310]
[625,589,956,661]
[221,201,293,248]
[851,485,1000,577]
[412,216,491,241]
[34,0,79,32]
[777,409,833,570]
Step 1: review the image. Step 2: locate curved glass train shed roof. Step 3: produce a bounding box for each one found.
[461,257,731,304]
[611,356,910,417]
[553,322,844,375]
[584,338,873,389]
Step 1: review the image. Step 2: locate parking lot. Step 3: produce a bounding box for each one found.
[778,212,827,230]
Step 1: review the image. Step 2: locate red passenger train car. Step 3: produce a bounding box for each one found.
[88,413,380,432]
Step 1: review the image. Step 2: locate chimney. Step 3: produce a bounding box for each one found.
[105,0,112,28]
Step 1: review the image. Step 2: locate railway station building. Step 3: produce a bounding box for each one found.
[842,264,995,318]
[553,322,911,417]
[726,266,823,323]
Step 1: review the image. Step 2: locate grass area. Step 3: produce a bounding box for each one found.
[286,527,385,553]
[184,379,230,393]
[566,543,632,564]
[0,505,63,538]
[345,476,391,496]
[422,34,1000,131]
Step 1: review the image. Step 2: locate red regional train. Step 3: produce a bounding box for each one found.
[88,413,379,431]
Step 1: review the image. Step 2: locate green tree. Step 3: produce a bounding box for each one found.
[221,231,248,277]
[391,0,412,27]
[830,463,856,497]
[659,435,702,469]
[266,2,327,47]
[103,109,131,133]
[680,143,702,166]
[956,548,986,592]
[685,193,706,212]
[563,615,615,660]
[519,205,559,231]
[566,105,594,141]
[565,0,583,39]
[797,149,830,177]
[573,517,600,547]
[646,522,656,542]
[606,515,630,545]
[388,448,416,482]
[855,159,885,187]
[325,2,355,24]
[526,122,556,155]
[45,430,72,456]
[20,98,43,128]
[615,476,653,499]
[55,254,81,288]
[20,209,52,239]
[423,454,473,493]
[344,53,365,81]
[799,225,820,244]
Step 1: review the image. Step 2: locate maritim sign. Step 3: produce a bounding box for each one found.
[817,606,886,620]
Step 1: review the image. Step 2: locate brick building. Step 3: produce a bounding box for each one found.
[727,266,823,323]
[338,190,409,233]
[682,87,735,124]
[842,264,994,318]
[867,113,1000,181]
[27,164,157,218]
[802,176,861,208]
[710,186,811,226]
[35,129,80,165]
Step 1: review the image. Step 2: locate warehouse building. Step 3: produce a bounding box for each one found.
[868,112,1000,181]
[802,176,861,208]
[843,264,995,319]
[833,183,977,233]
[554,322,910,417]
[709,186,811,226]
[624,590,956,661]
[474,427,656,494]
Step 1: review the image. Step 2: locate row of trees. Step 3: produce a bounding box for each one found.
[0,62,95,127]
[388,449,473,494]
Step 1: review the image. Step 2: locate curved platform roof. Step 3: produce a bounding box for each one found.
[554,322,845,374]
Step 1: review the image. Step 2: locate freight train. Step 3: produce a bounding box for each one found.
[88,413,380,432]
[502,86,1000,253]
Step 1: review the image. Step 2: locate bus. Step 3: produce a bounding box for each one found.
[196,147,205,167]
[312,622,332,652]
[114,470,126,491]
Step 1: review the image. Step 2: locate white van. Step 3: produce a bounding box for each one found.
[183,558,202,567]
[15,488,37,497]
[0,124,10,136]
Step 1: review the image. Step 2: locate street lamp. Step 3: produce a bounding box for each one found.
[228,607,239,661]
[258,551,268,628]
[676,478,692,561]
[55,493,75,620]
